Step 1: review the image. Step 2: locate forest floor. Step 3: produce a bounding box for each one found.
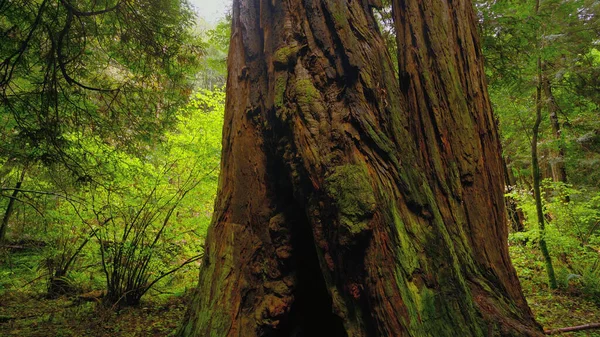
[0,244,192,336]
[1,242,599,336]
[0,291,187,336]
[510,243,600,336]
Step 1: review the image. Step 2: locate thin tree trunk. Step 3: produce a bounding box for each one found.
[179,0,543,336]
[532,0,557,290]
[504,157,525,232]
[533,58,557,289]
[542,78,568,184]
[0,169,26,242]
[533,79,558,289]
[540,148,554,181]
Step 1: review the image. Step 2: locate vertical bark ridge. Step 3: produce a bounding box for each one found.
[179,0,544,336]
[391,0,541,331]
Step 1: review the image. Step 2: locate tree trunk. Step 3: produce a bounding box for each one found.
[179,0,542,336]
[504,158,525,232]
[533,55,557,290]
[542,78,568,184]
[0,169,25,242]
[531,0,557,290]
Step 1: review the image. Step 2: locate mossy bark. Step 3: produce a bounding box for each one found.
[178,0,543,336]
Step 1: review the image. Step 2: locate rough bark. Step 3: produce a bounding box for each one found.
[179,0,543,336]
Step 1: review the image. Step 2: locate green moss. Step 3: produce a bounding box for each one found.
[448,161,462,195]
[330,287,349,319]
[179,228,236,337]
[358,117,428,211]
[385,184,490,336]
[363,119,395,156]
[332,11,347,26]
[328,1,348,27]
[360,70,374,88]
[294,78,321,106]
[274,74,288,109]
[390,207,420,273]
[325,164,376,244]
[392,270,423,336]
[273,44,302,67]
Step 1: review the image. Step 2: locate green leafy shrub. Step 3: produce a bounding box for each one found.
[508,180,600,299]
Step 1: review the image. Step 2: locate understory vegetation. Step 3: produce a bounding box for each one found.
[1,1,228,333]
[2,0,600,336]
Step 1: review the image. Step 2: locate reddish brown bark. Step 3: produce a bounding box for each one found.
[179,0,543,336]
[391,0,544,330]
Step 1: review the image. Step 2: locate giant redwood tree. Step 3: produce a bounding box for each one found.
[179,0,543,336]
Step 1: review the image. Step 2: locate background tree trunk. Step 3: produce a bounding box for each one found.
[179,0,543,336]
[533,63,557,290]
[504,158,525,232]
[0,169,25,242]
[542,78,568,184]
[532,0,557,290]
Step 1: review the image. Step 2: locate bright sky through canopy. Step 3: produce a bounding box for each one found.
[190,0,231,23]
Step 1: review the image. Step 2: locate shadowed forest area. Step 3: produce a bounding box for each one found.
[1,0,600,336]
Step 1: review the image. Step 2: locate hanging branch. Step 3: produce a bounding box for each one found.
[0,0,49,88]
[0,188,85,204]
[0,193,45,218]
[56,6,116,93]
[59,0,121,17]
